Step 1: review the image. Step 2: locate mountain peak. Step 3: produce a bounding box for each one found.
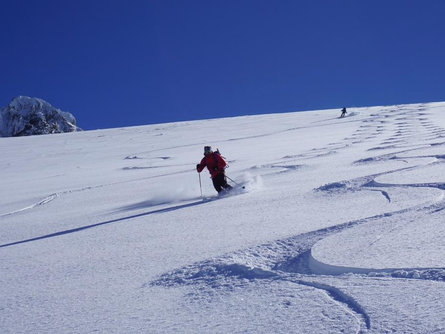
[0,96,81,137]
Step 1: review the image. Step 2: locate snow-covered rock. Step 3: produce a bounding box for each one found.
[0,96,81,137]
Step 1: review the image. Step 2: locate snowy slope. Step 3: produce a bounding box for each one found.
[1,103,445,333]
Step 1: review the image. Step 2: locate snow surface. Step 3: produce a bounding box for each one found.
[1,103,445,333]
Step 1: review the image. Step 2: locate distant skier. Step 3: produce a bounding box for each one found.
[340,107,347,118]
[196,146,232,194]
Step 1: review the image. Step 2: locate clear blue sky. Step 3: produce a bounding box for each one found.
[1,0,445,130]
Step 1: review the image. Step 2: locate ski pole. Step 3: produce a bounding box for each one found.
[198,173,203,198]
[225,175,244,188]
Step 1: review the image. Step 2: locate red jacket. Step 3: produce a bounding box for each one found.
[197,153,227,178]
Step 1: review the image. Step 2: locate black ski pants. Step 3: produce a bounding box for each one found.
[212,173,232,193]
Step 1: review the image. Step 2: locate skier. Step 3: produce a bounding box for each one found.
[196,146,232,194]
[340,107,347,118]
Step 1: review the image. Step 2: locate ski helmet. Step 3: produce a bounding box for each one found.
[204,146,212,154]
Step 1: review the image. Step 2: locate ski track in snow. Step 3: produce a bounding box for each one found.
[0,165,196,218]
[148,105,445,333]
[3,105,445,332]
[0,186,102,218]
[0,193,58,218]
[0,185,249,249]
[0,199,208,248]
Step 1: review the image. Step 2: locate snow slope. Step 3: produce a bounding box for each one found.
[1,103,445,333]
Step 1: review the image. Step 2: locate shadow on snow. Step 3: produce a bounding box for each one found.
[0,198,212,249]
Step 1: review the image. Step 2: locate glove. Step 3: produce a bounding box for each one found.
[196,164,201,172]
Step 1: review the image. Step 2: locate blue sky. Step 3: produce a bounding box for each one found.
[1,0,445,130]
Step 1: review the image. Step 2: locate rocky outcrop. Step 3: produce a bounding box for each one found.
[0,96,81,137]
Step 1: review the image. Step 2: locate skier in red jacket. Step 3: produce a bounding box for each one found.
[197,146,232,193]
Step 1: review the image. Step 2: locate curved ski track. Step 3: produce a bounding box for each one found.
[3,105,445,332]
[149,104,445,333]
